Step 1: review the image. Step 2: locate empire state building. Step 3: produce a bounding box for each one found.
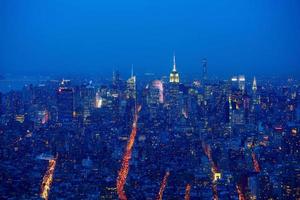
[169,55,180,83]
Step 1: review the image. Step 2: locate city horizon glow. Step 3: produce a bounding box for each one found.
[0,1,299,200]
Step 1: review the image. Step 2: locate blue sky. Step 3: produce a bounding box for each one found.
[1,0,300,78]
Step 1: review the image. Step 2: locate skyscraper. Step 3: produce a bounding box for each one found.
[149,80,164,104]
[231,75,246,92]
[202,58,208,82]
[126,75,136,100]
[169,55,180,83]
[167,55,183,125]
[238,75,246,91]
[125,68,137,126]
[95,91,103,109]
[147,80,164,119]
[252,76,259,106]
[57,82,74,124]
[112,70,121,90]
[252,76,257,93]
[82,83,96,123]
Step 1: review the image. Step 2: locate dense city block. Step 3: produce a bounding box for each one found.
[0,62,299,199]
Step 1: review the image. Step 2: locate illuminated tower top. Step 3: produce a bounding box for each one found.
[172,55,177,72]
[126,65,136,100]
[169,55,180,83]
[252,76,257,93]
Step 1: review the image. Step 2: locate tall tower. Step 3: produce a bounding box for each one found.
[82,83,95,123]
[252,76,257,93]
[126,66,136,100]
[202,58,207,82]
[238,75,246,91]
[57,84,74,124]
[252,76,259,106]
[112,70,120,85]
[169,55,180,83]
[125,66,137,127]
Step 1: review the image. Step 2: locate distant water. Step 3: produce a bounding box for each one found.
[0,75,47,93]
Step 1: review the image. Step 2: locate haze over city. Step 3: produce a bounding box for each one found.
[0,1,300,200]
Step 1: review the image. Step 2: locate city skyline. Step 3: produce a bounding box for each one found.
[1,1,299,200]
[1,63,299,199]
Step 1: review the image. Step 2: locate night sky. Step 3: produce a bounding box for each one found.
[1,0,300,78]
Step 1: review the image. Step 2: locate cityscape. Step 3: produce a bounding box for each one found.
[1,1,300,200]
[1,58,300,199]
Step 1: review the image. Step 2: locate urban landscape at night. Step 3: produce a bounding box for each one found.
[1,61,300,199]
[1,1,300,200]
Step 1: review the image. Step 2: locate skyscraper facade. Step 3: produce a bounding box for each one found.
[57,84,74,124]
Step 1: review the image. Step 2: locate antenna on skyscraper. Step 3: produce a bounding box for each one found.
[173,52,177,72]
[131,64,134,78]
[202,58,207,82]
[252,76,257,93]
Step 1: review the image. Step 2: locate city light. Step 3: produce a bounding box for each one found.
[236,184,246,200]
[1,1,299,199]
[116,106,141,200]
[40,156,57,200]
[156,171,170,200]
[202,143,220,200]
[95,92,103,108]
[15,115,25,123]
[252,152,261,173]
[213,172,221,182]
[184,184,191,200]
[152,80,164,103]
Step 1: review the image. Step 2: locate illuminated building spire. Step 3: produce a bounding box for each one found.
[169,54,180,83]
[173,54,176,72]
[252,76,257,93]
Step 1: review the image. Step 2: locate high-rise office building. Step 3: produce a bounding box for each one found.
[95,91,103,109]
[238,75,246,91]
[4,91,22,116]
[167,54,182,122]
[150,80,164,104]
[125,68,137,127]
[57,82,74,124]
[147,80,164,119]
[126,76,136,99]
[82,83,96,123]
[126,68,136,100]
[169,55,180,83]
[112,70,122,90]
[231,75,246,92]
